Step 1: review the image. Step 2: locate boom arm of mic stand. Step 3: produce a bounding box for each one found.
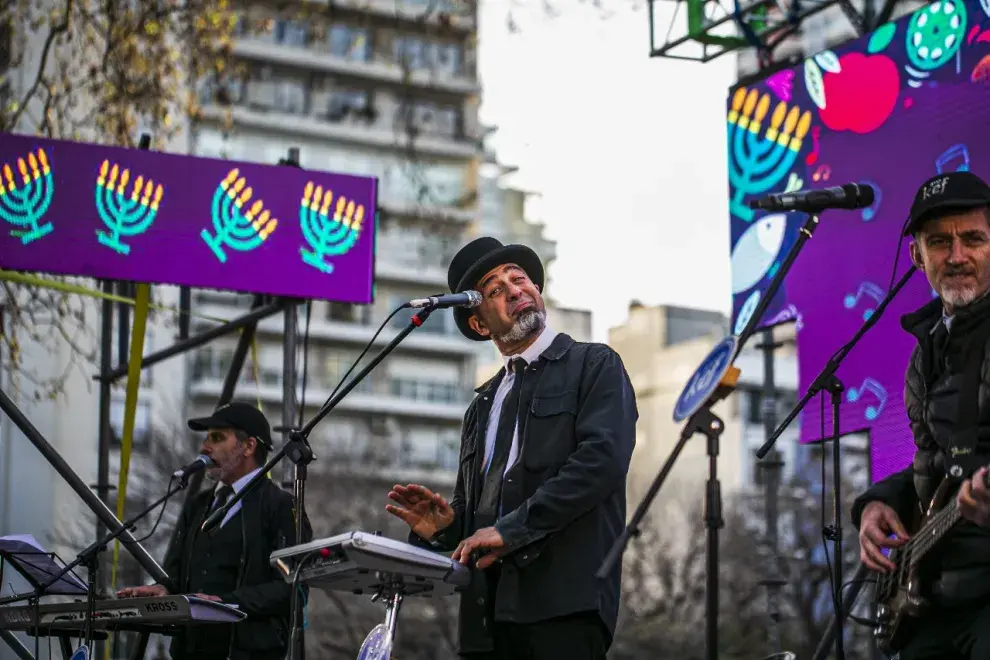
[26,476,191,600]
[735,212,822,355]
[755,264,917,459]
[201,306,438,533]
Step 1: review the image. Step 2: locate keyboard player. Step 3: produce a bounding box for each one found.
[117,402,312,660]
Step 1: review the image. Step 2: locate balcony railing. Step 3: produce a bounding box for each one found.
[321,433,459,473]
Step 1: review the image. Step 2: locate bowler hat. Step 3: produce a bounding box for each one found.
[904,171,990,236]
[447,237,545,341]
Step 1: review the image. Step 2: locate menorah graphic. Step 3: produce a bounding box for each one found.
[202,169,278,264]
[95,160,164,255]
[0,148,55,245]
[299,182,365,274]
[727,87,812,222]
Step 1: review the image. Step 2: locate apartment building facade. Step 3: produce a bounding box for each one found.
[184,0,484,491]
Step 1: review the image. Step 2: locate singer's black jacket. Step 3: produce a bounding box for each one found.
[409,332,638,655]
[160,475,311,658]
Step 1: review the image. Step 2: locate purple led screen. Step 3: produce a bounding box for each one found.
[726,0,990,482]
[0,133,378,303]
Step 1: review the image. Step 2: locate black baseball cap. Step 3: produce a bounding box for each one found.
[188,402,273,448]
[904,171,990,236]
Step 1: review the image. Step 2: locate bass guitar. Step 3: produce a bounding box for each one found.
[873,471,988,654]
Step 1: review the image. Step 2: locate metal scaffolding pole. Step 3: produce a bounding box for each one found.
[757,328,787,655]
[98,299,287,384]
[0,387,171,586]
[175,294,270,522]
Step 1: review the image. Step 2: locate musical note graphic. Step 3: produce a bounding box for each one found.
[0,148,55,244]
[936,144,971,174]
[860,180,882,221]
[805,126,822,166]
[847,377,888,421]
[94,160,164,255]
[766,304,805,331]
[201,169,279,263]
[727,87,813,222]
[299,182,365,274]
[813,164,831,182]
[844,281,884,320]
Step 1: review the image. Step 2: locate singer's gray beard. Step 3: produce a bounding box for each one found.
[493,309,547,344]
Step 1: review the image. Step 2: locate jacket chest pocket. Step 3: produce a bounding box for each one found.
[522,390,578,470]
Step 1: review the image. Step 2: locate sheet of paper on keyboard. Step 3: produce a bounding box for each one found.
[0,534,89,594]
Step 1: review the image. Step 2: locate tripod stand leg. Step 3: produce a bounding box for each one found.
[0,629,33,660]
[704,427,724,660]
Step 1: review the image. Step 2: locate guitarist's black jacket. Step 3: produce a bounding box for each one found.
[852,292,990,572]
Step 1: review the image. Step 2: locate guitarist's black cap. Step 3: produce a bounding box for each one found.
[904,171,990,237]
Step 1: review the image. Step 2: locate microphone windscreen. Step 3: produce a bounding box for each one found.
[847,182,876,208]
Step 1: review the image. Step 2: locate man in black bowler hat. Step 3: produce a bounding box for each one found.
[117,401,311,660]
[851,171,990,659]
[385,237,638,659]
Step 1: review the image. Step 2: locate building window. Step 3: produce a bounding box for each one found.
[110,399,151,448]
[393,36,462,75]
[398,101,461,139]
[273,80,307,114]
[390,378,460,403]
[326,88,373,123]
[745,389,762,424]
[328,24,370,61]
[277,19,309,48]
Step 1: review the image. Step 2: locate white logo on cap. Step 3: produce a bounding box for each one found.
[922,176,950,200]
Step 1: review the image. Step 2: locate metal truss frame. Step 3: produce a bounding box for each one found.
[647,0,906,69]
[0,143,308,660]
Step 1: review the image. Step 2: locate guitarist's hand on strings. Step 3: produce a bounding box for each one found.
[957,467,990,528]
[859,501,911,573]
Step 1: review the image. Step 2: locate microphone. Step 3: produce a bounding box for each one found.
[749,182,876,213]
[406,291,482,309]
[173,455,214,481]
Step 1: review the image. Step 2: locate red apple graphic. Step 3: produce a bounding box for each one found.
[818,52,900,134]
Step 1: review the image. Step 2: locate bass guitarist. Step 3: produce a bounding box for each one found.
[852,171,990,659]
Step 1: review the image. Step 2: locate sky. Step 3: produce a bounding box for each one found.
[476,1,740,342]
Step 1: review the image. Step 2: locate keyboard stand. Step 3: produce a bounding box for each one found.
[357,575,408,660]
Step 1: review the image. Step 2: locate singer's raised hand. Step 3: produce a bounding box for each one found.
[386,484,454,541]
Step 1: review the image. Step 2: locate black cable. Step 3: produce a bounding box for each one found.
[130,476,178,543]
[840,577,879,628]
[313,306,406,416]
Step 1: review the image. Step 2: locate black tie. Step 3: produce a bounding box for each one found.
[477,358,526,519]
[212,485,233,512]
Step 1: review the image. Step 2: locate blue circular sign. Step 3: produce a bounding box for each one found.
[672,335,739,423]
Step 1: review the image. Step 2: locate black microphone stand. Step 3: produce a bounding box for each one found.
[756,264,917,660]
[2,475,189,652]
[201,306,438,660]
[599,211,827,660]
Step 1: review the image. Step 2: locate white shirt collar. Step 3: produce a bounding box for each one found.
[217,466,263,495]
[502,326,558,370]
